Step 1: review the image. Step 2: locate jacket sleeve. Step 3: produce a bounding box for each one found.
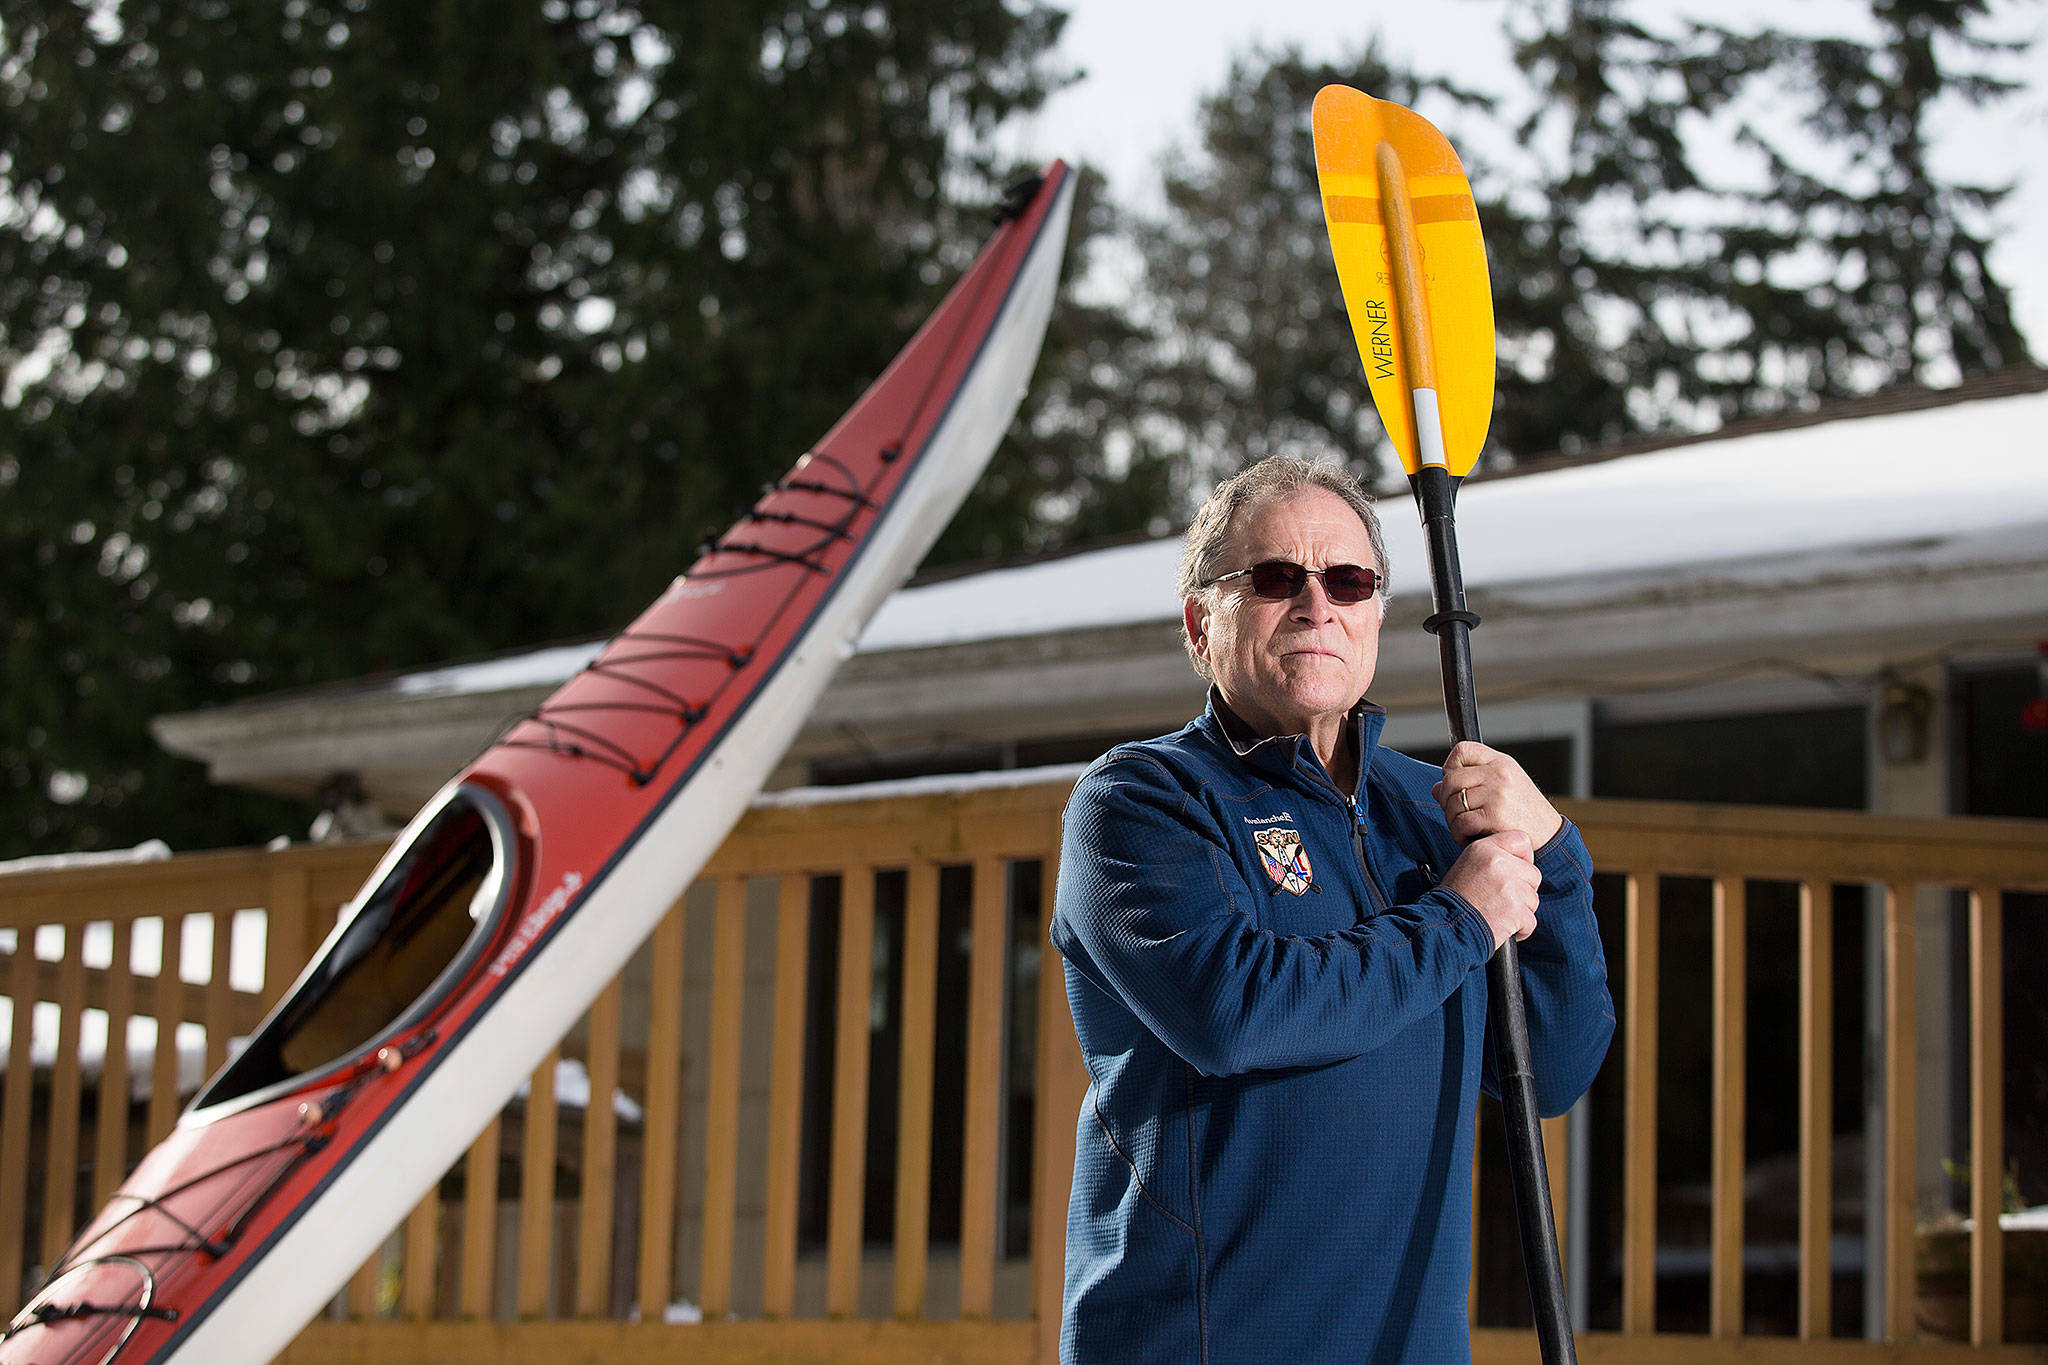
[1481,818,1615,1116]
[1050,753,1498,1078]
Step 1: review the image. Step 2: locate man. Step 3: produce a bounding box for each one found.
[1051,456,1613,1363]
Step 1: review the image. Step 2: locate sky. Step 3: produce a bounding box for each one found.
[993,0,2048,350]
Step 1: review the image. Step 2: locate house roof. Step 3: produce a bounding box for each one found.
[151,370,2048,811]
[391,369,2048,685]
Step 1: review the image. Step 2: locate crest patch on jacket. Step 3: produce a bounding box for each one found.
[1253,826,1314,895]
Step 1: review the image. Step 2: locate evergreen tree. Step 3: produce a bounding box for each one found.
[1729,0,2028,385]
[0,0,1065,855]
[1500,0,2033,448]
[1124,3,2034,476]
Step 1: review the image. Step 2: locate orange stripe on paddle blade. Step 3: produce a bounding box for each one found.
[1322,193,1479,227]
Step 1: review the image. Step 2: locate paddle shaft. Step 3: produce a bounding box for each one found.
[1378,136,1575,1360]
[1414,464,1576,1363]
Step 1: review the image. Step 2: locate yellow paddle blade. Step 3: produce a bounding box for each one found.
[1312,85,1494,477]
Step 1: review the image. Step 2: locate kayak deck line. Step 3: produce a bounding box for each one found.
[1,1256,175,1362]
[495,453,871,785]
[493,282,997,791]
[30,1006,451,1295]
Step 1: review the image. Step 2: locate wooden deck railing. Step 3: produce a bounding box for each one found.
[2,782,2044,1364]
[1580,800,2047,1355]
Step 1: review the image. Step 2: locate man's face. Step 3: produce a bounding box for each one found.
[1184,486,1384,740]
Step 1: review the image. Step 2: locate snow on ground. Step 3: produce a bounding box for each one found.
[751,761,1092,808]
[0,1031,646,1119]
[0,840,171,876]
[0,1023,212,1101]
[514,1055,645,1121]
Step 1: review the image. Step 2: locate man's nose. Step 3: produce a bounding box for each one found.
[1289,576,1337,619]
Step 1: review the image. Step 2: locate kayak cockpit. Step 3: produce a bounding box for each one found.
[190,784,519,1117]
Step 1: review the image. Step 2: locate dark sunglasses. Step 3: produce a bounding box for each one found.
[1204,559,1380,604]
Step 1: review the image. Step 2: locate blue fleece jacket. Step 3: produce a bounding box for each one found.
[1050,693,1613,1363]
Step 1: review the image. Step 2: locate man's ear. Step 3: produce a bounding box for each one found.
[1183,596,1210,663]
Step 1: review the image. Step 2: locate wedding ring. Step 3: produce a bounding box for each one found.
[1460,789,1470,814]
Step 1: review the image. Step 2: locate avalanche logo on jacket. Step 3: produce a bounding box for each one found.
[1252,826,1314,895]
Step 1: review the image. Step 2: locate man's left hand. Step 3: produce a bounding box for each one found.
[1432,741,1564,849]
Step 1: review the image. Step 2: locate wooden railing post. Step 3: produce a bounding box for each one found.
[1709,876,1746,1338]
[1622,870,1658,1336]
[42,928,87,1274]
[93,918,136,1209]
[1968,884,2004,1347]
[1541,1111,1569,1267]
[148,913,187,1144]
[959,855,1008,1319]
[1798,877,1834,1340]
[826,867,876,1316]
[1032,839,1084,1365]
[1882,880,1918,1342]
[459,1119,501,1319]
[347,1236,383,1319]
[263,865,314,1014]
[699,877,747,1319]
[517,1045,562,1317]
[761,876,810,1319]
[401,1188,439,1320]
[574,977,623,1317]
[892,860,940,1319]
[1,939,37,1318]
[634,901,686,1322]
[203,909,234,1076]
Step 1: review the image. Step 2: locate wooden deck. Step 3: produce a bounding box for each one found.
[4,781,2044,1361]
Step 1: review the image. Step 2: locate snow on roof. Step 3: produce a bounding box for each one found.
[395,638,603,698]
[383,385,2048,698]
[861,386,2048,651]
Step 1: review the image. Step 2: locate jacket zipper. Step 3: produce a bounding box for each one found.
[1344,794,1391,913]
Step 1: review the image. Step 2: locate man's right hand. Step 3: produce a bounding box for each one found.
[1441,830,1540,950]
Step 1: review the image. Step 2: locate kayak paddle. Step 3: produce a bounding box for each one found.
[1312,84,1578,1364]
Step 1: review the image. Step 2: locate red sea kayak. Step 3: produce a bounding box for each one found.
[3,163,1075,1365]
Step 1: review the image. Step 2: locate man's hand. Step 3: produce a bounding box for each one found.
[1432,741,1564,849]
[1441,830,1540,950]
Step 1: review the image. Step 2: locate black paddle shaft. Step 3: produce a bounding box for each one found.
[1411,464,1577,1365]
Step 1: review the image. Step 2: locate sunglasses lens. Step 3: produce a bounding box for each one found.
[1323,565,1378,603]
[1245,562,1309,599]
[1240,561,1378,602]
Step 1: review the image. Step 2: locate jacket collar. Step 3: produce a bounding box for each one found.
[1199,685,1388,799]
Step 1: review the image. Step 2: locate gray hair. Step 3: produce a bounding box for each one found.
[1176,455,1389,679]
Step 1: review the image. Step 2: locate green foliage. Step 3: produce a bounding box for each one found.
[0,0,1066,855]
